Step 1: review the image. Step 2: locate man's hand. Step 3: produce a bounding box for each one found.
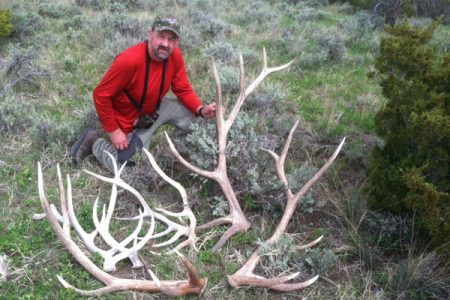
[199,103,221,119]
[108,128,128,150]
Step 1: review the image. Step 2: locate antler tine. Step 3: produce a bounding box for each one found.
[164,132,217,178]
[143,148,188,206]
[279,119,299,167]
[268,275,319,292]
[68,160,147,270]
[143,148,198,251]
[147,251,207,297]
[291,136,346,204]
[226,54,246,127]
[297,235,323,251]
[84,169,153,217]
[56,165,70,235]
[229,272,301,288]
[176,250,207,290]
[244,48,295,98]
[262,120,300,198]
[37,167,143,270]
[211,57,225,129]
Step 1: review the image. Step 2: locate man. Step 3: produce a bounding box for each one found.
[71,17,217,172]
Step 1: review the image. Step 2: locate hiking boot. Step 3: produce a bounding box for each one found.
[70,128,99,164]
[92,138,118,174]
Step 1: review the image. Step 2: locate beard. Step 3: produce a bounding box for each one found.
[153,45,171,60]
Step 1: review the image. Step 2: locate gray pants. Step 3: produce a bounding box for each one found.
[135,96,197,149]
[93,96,197,170]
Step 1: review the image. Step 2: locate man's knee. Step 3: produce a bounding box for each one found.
[117,134,143,163]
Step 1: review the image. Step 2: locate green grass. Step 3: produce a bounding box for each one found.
[1,0,449,299]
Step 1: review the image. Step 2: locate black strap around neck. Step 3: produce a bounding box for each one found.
[124,40,167,115]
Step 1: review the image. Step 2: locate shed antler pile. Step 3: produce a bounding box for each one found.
[36,151,206,297]
[35,48,345,296]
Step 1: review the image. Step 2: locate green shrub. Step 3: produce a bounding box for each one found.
[232,1,279,30]
[64,14,89,31]
[345,0,373,9]
[338,11,377,48]
[203,40,257,64]
[182,112,287,213]
[28,114,80,148]
[187,8,231,39]
[10,8,43,41]
[367,20,450,254]
[37,3,82,19]
[314,28,347,64]
[0,10,13,37]
[0,94,33,133]
[296,7,327,22]
[0,46,48,98]
[75,0,102,10]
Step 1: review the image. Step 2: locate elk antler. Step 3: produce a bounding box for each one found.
[165,48,295,251]
[227,120,345,291]
[37,162,207,296]
[34,151,197,271]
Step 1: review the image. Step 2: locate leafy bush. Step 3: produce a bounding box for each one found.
[0,10,13,37]
[10,8,43,41]
[246,81,287,117]
[0,46,49,98]
[99,31,141,62]
[232,1,278,30]
[64,14,89,31]
[74,0,104,10]
[345,0,373,9]
[182,112,287,211]
[259,233,337,278]
[99,11,144,40]
[296,7,328,22]
[300,27,347,68]
[203,40,257,65]
[0,94,33,133]
[187,8,231,40]
[316,28,347,63]
[338,11,378,48]
[367,21,450,254]
[28,114,80,148]
[37,3,82,19]
[215,64,240,95]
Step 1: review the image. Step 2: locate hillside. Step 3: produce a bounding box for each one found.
[1,0,449,299]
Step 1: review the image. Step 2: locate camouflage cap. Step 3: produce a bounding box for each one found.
[152,17,181,38]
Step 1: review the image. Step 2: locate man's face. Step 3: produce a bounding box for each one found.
[149,30,179,61]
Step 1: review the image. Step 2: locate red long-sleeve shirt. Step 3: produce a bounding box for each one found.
[93,42,202,134]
